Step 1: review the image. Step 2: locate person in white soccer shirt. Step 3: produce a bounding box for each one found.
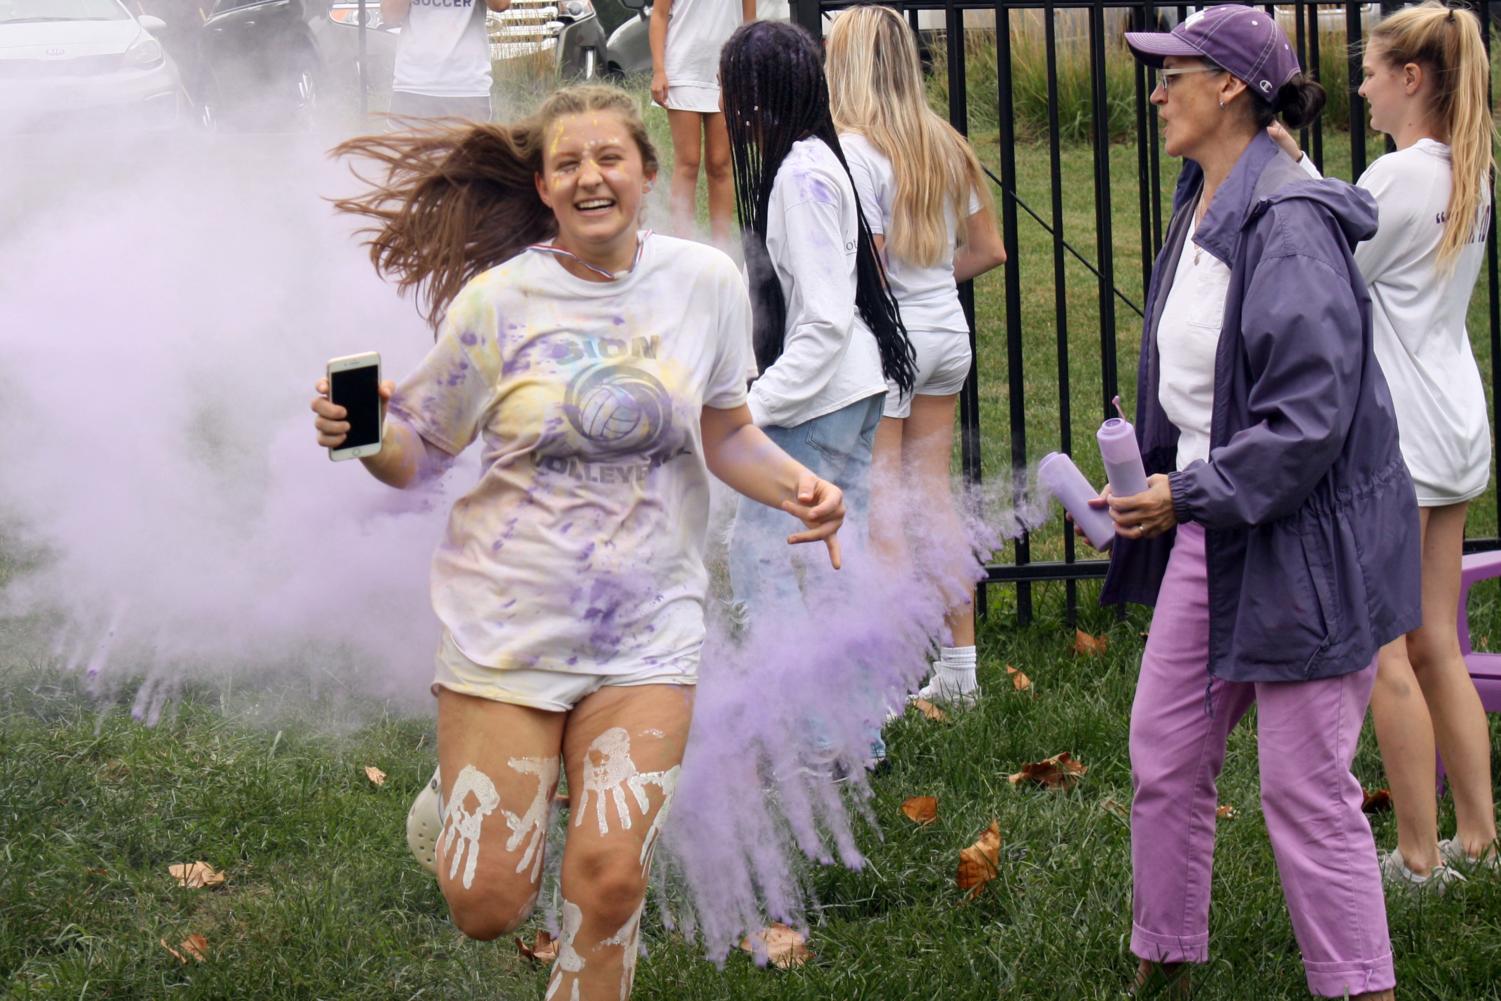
[649,0,753,245]
[314,85,846,1001]
[380,0,510,121]
[827,5,1006,708]
[1275,0,1499,888]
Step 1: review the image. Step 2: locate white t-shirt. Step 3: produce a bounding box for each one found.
[664,0,741,91]
[1355,140,1492,505]
[1157,204,1230,470]
[393,0,493,98]
[389,234,753,675]
[750,137,886,428]
[840,132,982,334]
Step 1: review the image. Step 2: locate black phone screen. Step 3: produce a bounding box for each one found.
[330,365,381,450]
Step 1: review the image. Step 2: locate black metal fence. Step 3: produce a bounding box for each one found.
[791,0,1501,624]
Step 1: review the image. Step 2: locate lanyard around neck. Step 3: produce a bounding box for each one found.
[526,231,650,281]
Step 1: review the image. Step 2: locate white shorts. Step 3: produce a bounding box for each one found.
[432,631,696,713]
[883,327,973,419]
[664,85,721,113]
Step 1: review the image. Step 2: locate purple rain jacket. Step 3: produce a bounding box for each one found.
[1101,130,1422,684]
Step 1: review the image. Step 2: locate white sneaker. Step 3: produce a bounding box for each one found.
[406,768,442,875]
[1379,847,1465,893]
[1438,837,1500,872]
[909,662,980,708]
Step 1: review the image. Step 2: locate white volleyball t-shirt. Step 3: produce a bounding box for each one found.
[393,0,493,99]
[1355,140,1492,505]
[839,132,981,334]
[389,234,753,675]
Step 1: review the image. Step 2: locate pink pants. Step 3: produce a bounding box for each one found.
[1129,523,1395,997]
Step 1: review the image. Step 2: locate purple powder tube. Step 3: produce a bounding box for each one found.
[1097,418,1149,499]
[1038,451,1114,550]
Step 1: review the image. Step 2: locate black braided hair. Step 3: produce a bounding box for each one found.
[719,20,915,396]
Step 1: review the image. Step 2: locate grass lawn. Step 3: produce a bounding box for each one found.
[4,86,1501,1000]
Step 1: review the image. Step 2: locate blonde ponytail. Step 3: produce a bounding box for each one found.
[1370,1,1495,269]
[825,5,995,268]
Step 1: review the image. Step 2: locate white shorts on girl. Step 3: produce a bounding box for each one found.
[883,327,973,419]
[432,631,697,713]
[665,85,721,113]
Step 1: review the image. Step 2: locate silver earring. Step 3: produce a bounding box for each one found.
[1218,99,1225,109]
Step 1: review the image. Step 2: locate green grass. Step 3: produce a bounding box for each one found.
[4,608,1501,1000]
[5,72,1501,1001]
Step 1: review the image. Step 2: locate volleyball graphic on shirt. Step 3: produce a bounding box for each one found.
[564,362,675,458]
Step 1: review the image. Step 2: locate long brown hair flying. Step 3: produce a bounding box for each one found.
[330,85,660,330]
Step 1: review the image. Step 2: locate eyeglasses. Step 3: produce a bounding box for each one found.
[1153,65,1224,90]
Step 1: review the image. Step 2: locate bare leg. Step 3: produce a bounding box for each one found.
[1407,502,1498,860]
[434,689,567,939]
[701,112,734,248]
[665,110,704,238]
[549,684,693,1001]
[1370,635,1442,875]
[905,393,973,645]
[870,415,909,570]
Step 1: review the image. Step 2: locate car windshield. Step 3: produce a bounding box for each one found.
[0,0,129,23]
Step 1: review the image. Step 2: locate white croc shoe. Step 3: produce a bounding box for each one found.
[406,768,443,875]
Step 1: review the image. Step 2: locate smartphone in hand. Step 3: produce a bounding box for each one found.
[327,352,384,461]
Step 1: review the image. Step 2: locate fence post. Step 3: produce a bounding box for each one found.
[791,0,821,37]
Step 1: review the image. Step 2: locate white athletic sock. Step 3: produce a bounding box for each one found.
[935,646,977,691]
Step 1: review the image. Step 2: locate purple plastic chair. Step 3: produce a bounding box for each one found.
[1436,550,1501,790]
[1455,550,1501,712]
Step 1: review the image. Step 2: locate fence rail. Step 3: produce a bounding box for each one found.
[791,0,1501,623]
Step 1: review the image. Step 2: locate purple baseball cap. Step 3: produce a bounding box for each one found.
[1125,4,1302,99]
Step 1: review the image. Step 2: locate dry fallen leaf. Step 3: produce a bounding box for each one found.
[955,820,1002,898]
[364,765,386,787]
[168,862,225,889]
[1008,752,1087,790]
[1216,804,1237,820]
[739,923,812,969]
[1099,796,1131,822]
[900,796,938,826]
[1073,629,1109,657]
[161,933,208,964]
[516,930,558,964]
[911,698,949,723]
[1362,788,1393,814]
[1006,665,1032,691]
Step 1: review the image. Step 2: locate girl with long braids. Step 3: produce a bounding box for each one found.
[719,19,915,625]
[826,4,1006,706]
[309,84,847,1001]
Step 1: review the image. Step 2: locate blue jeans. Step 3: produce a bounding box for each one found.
[729,392,883,620]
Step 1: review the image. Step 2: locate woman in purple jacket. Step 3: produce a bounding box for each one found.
[1096,8,1420,999]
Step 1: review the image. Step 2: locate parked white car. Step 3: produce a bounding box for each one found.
[0,0,183,132]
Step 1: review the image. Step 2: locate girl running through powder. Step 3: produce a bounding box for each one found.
[311,84,846,1001]
[649,0,753,245]
[826,4,1006,706]
[1274,0,1499,887]
[719,19,915,628]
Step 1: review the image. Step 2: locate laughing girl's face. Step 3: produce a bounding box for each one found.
[536,111,653,265]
